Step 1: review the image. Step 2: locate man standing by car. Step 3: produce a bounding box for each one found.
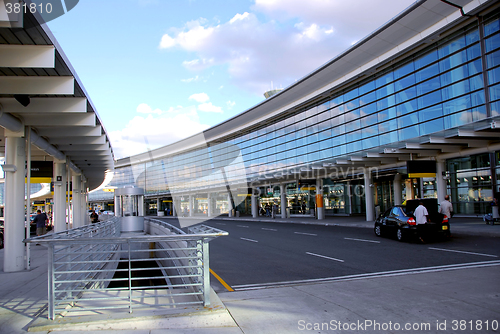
[439,195,453,222]
[414,201,429,242]
[33,210,47,236]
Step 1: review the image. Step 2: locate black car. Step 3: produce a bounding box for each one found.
[0,219,4,249]
[374,198,451,242]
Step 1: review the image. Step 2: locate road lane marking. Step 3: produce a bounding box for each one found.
[306,252,344,262]
[240,237,258,243]
[209,268,234,292]
[232,260,500,290]
[237,225,249,228]
[344,237,380,244]
[294,232,317,236]
[428,247,498,258]
[262,228,277,231]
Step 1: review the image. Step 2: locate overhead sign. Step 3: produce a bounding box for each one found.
[26,161,53,183]
[407,161,436,178]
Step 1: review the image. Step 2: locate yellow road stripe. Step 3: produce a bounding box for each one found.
[210,268,234,292]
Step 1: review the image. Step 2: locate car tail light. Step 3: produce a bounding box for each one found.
[442,216,448,224]
[407,217,416,225]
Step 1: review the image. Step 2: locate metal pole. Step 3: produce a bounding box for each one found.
[202,239,210,306]
[48,243,55,320]
[128,240,132,313]
[26,126,31,270]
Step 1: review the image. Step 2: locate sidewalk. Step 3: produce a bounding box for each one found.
[0,216,499,333]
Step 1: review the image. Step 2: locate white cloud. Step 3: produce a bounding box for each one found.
[157,0,415,96]
[109,105,209,159]
[189,92,210,103]
[198,102,223,113]
[136,102,184,114]
[181,75,200,83]
[226,100,236,109]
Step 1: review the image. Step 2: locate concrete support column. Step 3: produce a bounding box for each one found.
[228,193,233,218]
[3,136,26,272]
[280,184,286,218]
[157,197,161,216]
[189,195,194,217]
[53,162,67,232]
[172,198,177,217]
[316,179,324,220]
[393,173,403,206]
[81,181,87,225]
[436,160,447,203]
[72,175,82,228]
[251,190,258,218]
[364,171,375,222]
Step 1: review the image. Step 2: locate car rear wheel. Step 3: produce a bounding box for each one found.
[374,225,382,237]
[396,228,404,242]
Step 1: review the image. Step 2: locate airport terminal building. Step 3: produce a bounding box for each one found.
[89,0,500,221]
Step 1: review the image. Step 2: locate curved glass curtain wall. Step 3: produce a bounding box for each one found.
[91,13,500,201]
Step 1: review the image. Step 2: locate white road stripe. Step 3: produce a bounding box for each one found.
[294,232,317,236]
[262,228,277,231]
[232,260,500,290]
[306,252,344,262]
[344,237,380,244]
[240,237,258,243]
[237,225,249,228]
[428,247,498,258]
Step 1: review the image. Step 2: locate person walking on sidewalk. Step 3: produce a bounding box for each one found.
[439,195,453,222]
[414,201,429,243]
[34,210,47,236]
[272,202,278,219]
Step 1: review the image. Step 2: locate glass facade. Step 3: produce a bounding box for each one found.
[89,11,500,217]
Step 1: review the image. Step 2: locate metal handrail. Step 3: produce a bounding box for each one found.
[24,217,227,320]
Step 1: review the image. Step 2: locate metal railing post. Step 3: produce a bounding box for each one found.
[128,240,132,313]
[202,238,210,306]
[47,243,55,320]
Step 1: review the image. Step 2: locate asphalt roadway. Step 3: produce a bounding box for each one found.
[0,215,498,333]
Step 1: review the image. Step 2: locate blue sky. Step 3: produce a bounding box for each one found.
[47,0,415,159]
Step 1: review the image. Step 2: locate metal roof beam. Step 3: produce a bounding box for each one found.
[37,126,102,137]
[0,45,55,68]
[423,136,487,147]
[23,113,96,127]
[0,76,74,95]
[0,97,87,114]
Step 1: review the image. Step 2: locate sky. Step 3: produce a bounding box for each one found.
[46,0,416,160]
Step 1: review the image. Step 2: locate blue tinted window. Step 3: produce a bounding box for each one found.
[420,118,444,135]
[438,36,466,58]
[417,76,441,95]
[361,124,378,139]
[490,83,500,101]
[360,91,376,106]
[415,50,438,70]
[418,90,441,109]
[308,142,320,152]
[317,101,330,112]
[344,88,359,101]
[359,81,376,95]
[488,67,500,85]
[360,114,378,128]
[484,18,500,37]
[419,104,443,122]
[469,74,484,91]
[468,58,483,76]
[443,95,470,115]
[486,50,500,69]
[416,63,439,83]
[486,33,500,53]
[398,113,419,128]
[378,107,397,122]
[491,101,500,116]
[398,125,419,141]
[394,62,414,79]
[467,43,481,60]
[439,50,467,72]
[396,100,418,116]
[360,101,377,116]
[345,98,359,112]
[471,90,486,107]
[379,131,398,145]
[320,148,332,160]
[444,109,472,128]
[395,87,417,104]
[378,119,397,134]
[332,124,345,136]
[305,106,317,118]
[306,123,318,135]
[307,151,320,162]
[347,141,362,153]
[377,95,396,110]
[441,80,470,100]
[376,84,395,99]
[376,72,394,87]
[394,74,415,91]
[331,114,345,126]
[466,29,480,45]
[345,119,360,133]
[319,128,332,141]
[307,133,319,144]
[440,65,467,86]
[362,136,379,149]
[472,105,487,120]
[346,130,361,142]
